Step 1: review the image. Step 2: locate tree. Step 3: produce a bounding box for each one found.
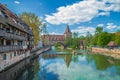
[97,32,111,47]
[116,29,120,32]
[41,23,48,35]
[19,12,43,45]
[85,31,92,46]
[95,27,103,35]
[92,27,103,46]
[73,32,79,38]
[115,35,120,45]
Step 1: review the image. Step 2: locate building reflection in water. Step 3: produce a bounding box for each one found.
[42,54,73,68]
[0,58,31,80]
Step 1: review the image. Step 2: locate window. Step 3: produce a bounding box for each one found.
[10,54,12,58]
[0,24,3,29]
[0,11,5,18]
[14,52,16,56]
[6,26,10,33]
[6,40,11,45]
[3,54,7,60]
[0,39,3,46]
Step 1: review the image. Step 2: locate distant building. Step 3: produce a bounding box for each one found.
[42,25,72,45]
[0,3,34,71]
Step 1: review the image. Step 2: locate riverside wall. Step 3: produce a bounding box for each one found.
[92,47,120,59]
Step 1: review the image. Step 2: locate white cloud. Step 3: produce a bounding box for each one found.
[97,24,104,27]
[106,23,117,29]
[45,0,120,25]
[14,1,20,4]
[71,26,95,36]
[98,12,110,16]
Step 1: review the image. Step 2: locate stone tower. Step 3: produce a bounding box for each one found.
[64,25,72,40]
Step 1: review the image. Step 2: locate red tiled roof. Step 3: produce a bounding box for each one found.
[107,41,118,47]
[42,35,65,41]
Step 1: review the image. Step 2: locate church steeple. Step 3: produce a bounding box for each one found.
[64,25,71,34]
[64,25,72,39]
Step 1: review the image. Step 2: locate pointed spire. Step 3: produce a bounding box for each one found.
[64,25,71,34]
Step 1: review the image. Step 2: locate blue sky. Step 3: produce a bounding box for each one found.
[0,0,120,36]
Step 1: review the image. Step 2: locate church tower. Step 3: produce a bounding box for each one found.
[64,25,72,40]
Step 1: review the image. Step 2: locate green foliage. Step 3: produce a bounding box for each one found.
[19,12,44,46]
[65,38,80,49]
[85,31,92,46]
[92,35,99,46]
[115,35,120,45]
[79,36,85,40]
[116,29,120,32]
[91,27,103,46]
[69,27,120,48]
[97,32,111,47]
[41,23,48,34]
[73,32,79,38]
[95,27,103,35]
[54,42,61,47]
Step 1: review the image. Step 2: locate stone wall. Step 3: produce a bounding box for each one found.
[92,47,120,59]
[0,50,30,72]
[92,47,120,54]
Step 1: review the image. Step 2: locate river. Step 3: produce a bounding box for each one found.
[0,48,120,80]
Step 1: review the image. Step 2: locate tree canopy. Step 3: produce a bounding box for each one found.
[19,12,45,46]
[97,32,111,47]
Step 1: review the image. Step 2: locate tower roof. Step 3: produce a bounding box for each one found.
[64,25,71,34]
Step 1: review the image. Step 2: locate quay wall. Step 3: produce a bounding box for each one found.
[30,47,51,59]
[0,58,30,80]
[0,50,30,72]
[92,47,120,59]
[0,47,51,72]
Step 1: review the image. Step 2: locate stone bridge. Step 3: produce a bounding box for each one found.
[42,25,72,49]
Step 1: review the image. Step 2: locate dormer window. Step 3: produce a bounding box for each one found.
[0,11,5,18]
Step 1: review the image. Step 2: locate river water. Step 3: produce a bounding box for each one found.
[18,48,120,80]
[1,48,120,80]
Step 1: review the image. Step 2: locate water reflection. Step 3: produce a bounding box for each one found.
[42,54,72,68]
[1,50,120,80]
[85,54,120,70]
[33,58,41,80]
[39,52,120,80]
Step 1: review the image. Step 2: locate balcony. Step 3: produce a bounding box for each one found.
[5,18,29,33]
[0,29,27,40]
[0,45,24,53]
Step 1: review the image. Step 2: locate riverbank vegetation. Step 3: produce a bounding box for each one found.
[64,27,120,49]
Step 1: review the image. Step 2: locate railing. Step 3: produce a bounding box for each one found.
[0,29,27,40]
[0,45,23,53]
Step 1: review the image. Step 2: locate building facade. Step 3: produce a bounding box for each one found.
[42,25,72,45]
[0,3,34,72]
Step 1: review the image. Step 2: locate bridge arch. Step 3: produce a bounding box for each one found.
[52,42,66,49]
